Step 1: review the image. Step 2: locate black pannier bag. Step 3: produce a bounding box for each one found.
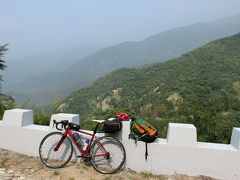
[103,118,122,133]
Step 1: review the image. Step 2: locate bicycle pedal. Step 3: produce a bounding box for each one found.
[82,156,91,162]
[83,156,91,159]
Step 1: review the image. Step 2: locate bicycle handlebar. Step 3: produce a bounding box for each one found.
[53,120,69,131]
[52,119,103,132]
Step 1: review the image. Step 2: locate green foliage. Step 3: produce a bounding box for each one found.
[0,44,7,71]
[14,97,64,126]
[31,103,61,126]
[33,105,50,125]
[0,44,15,118]
[63,33,240,143]
[0,93,14,119]
[0,44,8,89]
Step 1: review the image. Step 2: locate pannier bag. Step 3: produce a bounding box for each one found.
[129,119,158,159]
[103,118,122,133]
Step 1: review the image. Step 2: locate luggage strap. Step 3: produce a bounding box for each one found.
[145,142,148,160]
[129,132,148,160]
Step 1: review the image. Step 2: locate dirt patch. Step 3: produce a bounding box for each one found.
[101,96,112,111]
[140,104,152,115]
[167,92,183,104]
[0,148,215,180]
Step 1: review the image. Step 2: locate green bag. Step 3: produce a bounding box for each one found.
[129,119,158,159]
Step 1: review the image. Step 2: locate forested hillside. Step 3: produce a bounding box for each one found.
[63,33,240,143]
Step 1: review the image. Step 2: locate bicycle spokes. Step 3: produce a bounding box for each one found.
[39,132,73,168]
[90,136,126,174]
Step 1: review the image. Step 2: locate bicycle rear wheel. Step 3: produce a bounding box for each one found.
[39,132,73,168]
[90,136,126,174]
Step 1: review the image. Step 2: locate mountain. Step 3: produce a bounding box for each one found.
[6,14,240,105]
[3,45,102,104]
[62,33,240,144]
[4,44,102,85]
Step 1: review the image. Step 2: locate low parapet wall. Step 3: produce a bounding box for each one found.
[0,109,82,156]
[0,109,240,179]
[122,122,240,179]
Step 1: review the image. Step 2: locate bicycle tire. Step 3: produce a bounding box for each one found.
[39,131,73,168]
[90,136,126,174]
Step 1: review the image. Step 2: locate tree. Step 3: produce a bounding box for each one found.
[0,44,8,90]
[0,44,14,118]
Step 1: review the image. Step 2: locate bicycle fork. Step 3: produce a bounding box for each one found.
[54,132,68,151]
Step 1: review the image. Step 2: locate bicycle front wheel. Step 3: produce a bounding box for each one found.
[39,132,73,168]
[90,136,126,174]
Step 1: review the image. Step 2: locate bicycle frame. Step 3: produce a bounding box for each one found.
[54,124,109,159]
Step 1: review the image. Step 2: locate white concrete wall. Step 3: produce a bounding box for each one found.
[167,123,197,147]
[0,109,80,156]
[49,113,80,131]
[231,128,240,150]
[122,121,240,180]
[2,109,33,127]
[1,109,240,179]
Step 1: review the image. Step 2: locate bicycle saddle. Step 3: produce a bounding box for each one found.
[92,119,106,123]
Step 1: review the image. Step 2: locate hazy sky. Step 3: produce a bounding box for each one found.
[1,0,240,59]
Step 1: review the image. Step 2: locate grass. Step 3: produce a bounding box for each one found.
[53,170,60,176]
[127,168,137,174]
[102,177,111,180]
[82,165,90,171]
[140,172,166,179]
[102,176,124,180]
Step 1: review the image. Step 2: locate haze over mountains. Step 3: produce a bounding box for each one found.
[3,44,103,84]
[4,14,240,105]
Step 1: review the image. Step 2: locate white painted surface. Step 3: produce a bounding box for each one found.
[49,113,80,131]
[167,123,197,147]
[2,109,33,127]
[197,142,236,151]
[0,125,48,156]
[231,128,240,150]
[148,143,240,179]
[0,109,240,179]
[122,121,240,179]
[23,124,49,131]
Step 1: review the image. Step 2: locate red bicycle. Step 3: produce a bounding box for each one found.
[39,119,126,174]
